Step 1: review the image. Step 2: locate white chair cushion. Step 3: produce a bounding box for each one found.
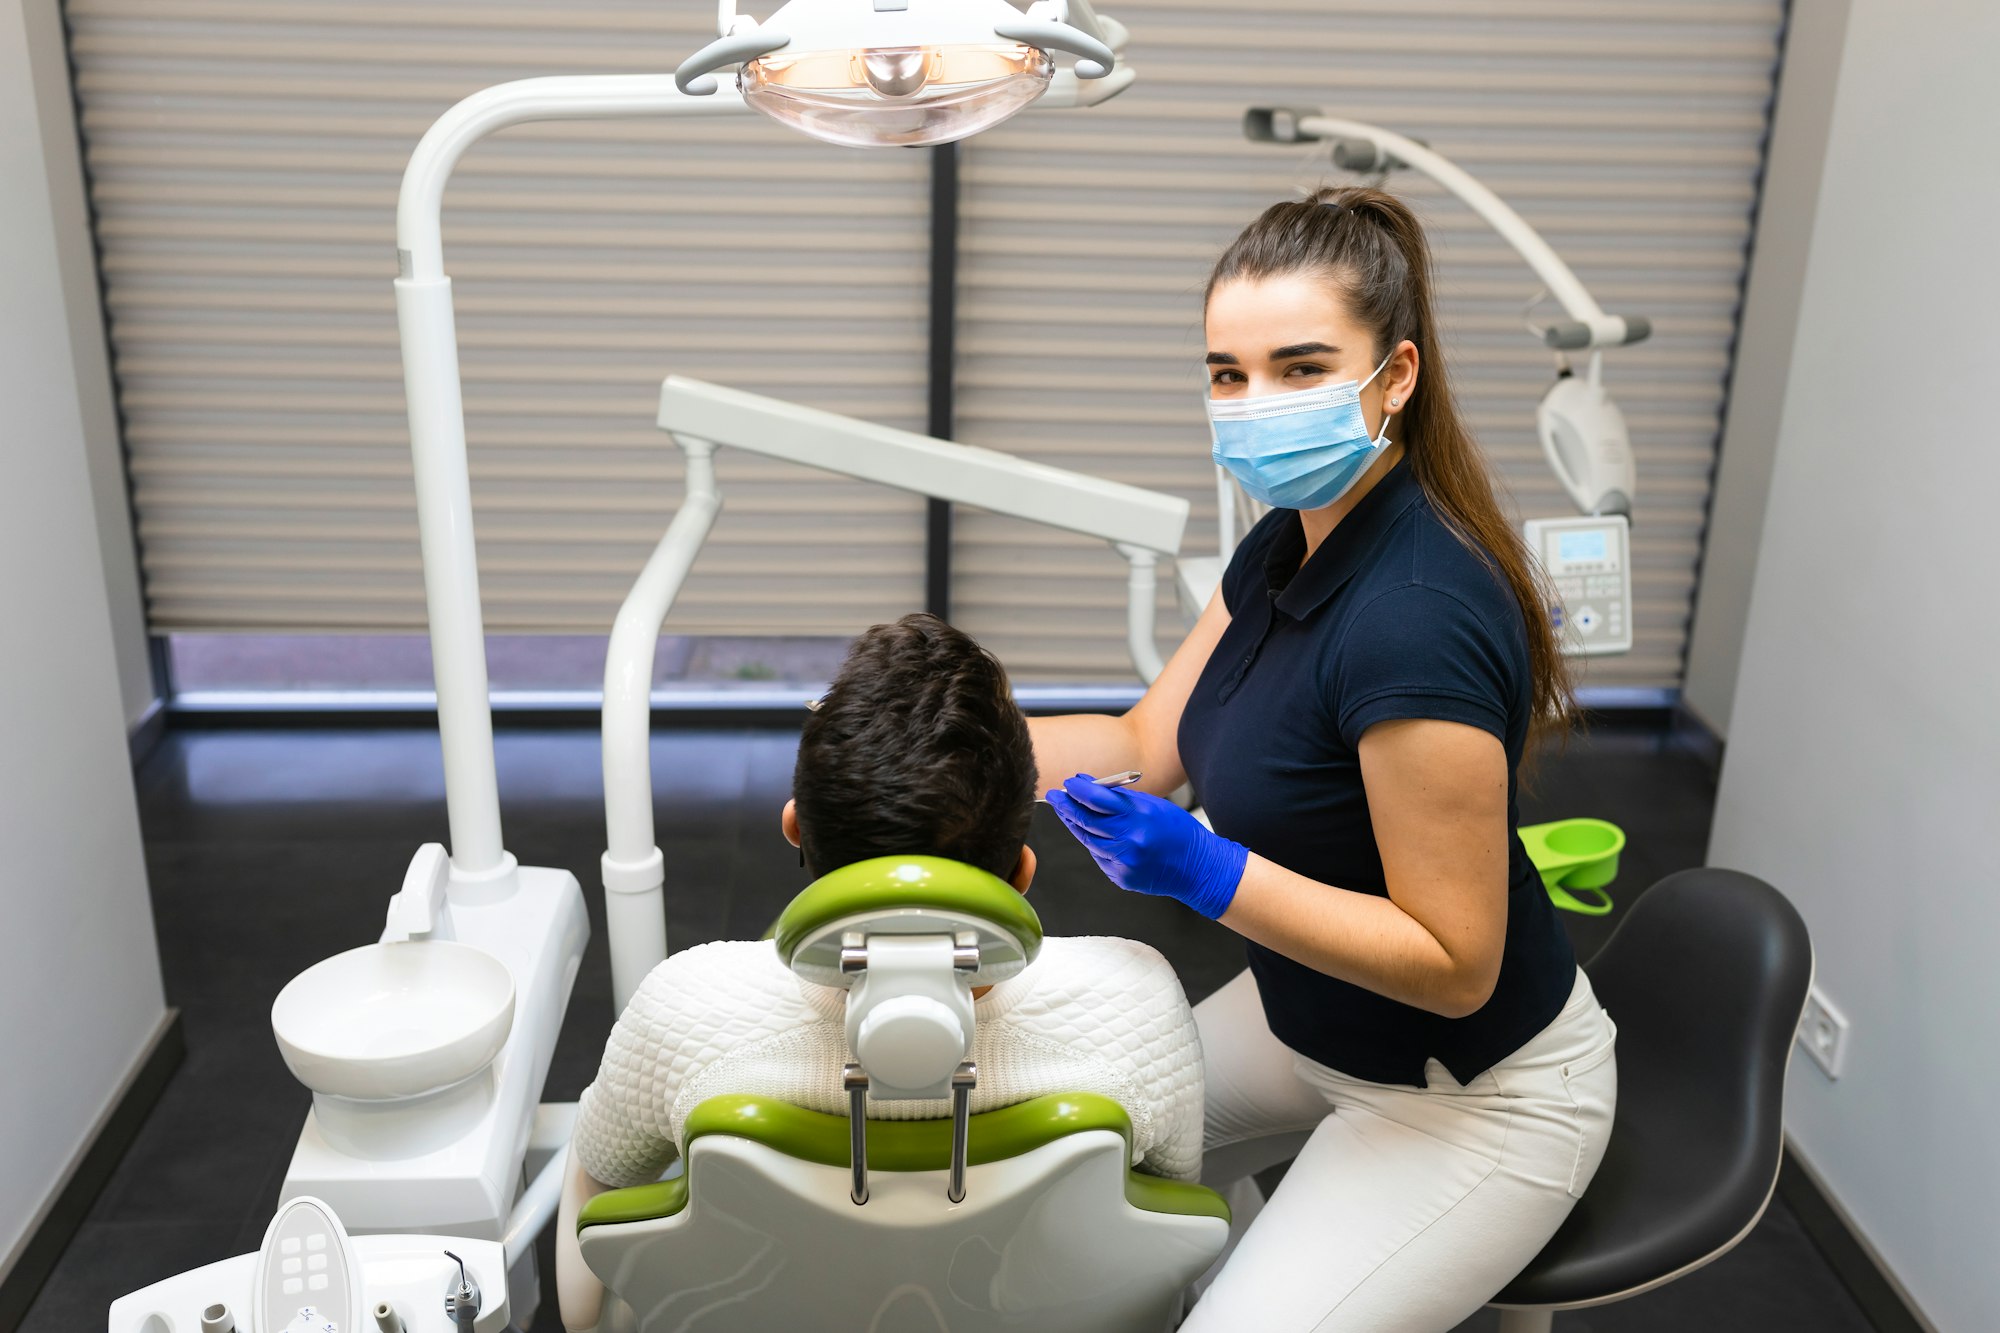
[572,935,1204,1188]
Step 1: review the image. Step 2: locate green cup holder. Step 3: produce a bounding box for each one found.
[1519,818,1626,916]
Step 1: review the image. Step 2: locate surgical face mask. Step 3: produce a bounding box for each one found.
[1206,353,1395,511]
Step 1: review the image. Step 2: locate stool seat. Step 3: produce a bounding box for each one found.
[1494,868,1813,1309]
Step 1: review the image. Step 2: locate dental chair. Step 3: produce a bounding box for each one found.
[573,857,1231,1333]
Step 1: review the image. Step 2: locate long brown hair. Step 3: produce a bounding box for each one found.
[1207,185,1574,743]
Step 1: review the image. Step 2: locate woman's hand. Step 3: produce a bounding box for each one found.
[1046,775,1248,919]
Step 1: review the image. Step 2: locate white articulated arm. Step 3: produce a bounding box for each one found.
[391,78,746,877]
[1117,545,1167,684]
[397,76,746,281]
[656,377,1188,552]
[1246,109,1650,353]
[597,380,1188,1007]
[655,376,1187,682]
[598,434,722,1013]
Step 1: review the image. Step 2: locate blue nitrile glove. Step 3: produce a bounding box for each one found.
[1045,775,1249,920]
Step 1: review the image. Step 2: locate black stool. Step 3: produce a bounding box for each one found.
[1489,868,1814,1332]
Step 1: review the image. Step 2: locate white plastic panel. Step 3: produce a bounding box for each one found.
[579,1131,1227,1333]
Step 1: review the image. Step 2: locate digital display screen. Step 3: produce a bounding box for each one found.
[1558,530,1608,564]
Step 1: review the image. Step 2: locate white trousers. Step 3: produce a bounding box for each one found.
[1180,968,1618,1332]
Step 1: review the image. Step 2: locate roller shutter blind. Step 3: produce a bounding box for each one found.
[952,0,1784,686]
[67,0,932,634]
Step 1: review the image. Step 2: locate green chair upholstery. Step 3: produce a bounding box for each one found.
[578,1092,1229,1232]
[773,855,1044,985]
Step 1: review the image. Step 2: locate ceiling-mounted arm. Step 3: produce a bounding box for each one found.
[1245,107,1651,353]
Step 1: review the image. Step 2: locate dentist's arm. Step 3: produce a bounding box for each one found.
[1027,588,1231,798]
[1047,717,1509,1019]
[1220,719,1510,1018]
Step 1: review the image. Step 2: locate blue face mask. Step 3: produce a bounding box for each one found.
[1206,353,1394,511]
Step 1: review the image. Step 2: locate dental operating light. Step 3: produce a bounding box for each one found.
[677,0,1119,147]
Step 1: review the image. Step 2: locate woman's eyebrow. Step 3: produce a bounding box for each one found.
[1206,341,1340,365]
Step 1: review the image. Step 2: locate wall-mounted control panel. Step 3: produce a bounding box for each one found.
[1525,515,1633,657]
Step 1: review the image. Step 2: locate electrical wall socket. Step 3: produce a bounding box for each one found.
[1798,986,1850,1079]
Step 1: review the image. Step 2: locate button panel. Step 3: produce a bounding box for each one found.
[1526,516,1633,657]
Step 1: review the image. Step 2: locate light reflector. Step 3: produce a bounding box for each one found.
[740,43,1054,148]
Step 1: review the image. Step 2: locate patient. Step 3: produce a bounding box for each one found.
[558,614,1202,1327]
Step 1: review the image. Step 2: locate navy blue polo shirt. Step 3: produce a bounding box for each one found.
[1179,460,1574,1087]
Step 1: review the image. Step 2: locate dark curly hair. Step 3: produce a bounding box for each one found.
[792,613,1036,881]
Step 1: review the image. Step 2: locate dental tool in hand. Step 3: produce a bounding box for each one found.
[1045,774,1248,919]
[1036,770,1141,803]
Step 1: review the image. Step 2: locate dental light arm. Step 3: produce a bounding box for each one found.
[395,79,750,880]
[395,26,1133,881]
[1245,109,1649,353]
[596,376,1189,1010]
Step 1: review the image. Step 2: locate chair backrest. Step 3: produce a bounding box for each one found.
[574,858,1230,1331]
[1497,867,1814,1306]
[575,1091,1231,1331]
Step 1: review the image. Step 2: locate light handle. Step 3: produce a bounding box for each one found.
[992,16,1116,77]
[676,26,792,94]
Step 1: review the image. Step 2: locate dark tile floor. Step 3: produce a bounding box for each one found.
[26,721,1874,1332]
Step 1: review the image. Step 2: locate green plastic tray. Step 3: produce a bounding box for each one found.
[1519,817,1625,916]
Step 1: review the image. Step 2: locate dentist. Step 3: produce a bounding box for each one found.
[1029,187,1618,1331]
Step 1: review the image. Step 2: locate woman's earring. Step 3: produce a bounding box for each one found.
[1390,397,1401,407]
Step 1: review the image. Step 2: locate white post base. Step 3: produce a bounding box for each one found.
[1494,1307,1555,1333]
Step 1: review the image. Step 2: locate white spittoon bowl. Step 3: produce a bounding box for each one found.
[272,940,516,1101]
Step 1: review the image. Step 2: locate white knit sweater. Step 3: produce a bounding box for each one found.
[572,935,1204,1187]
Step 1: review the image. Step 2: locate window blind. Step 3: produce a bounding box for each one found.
[68,0,933,634]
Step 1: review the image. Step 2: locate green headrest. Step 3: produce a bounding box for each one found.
[774,855,1043,986]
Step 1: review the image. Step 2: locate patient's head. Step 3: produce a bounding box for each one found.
[786,613,1036,885]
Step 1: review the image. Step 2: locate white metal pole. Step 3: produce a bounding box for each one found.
[599,436,722,1012]
[1116,544,1166,684]
[392,78,743,877]
[394,276,505,874]
[1213,465,1237,559]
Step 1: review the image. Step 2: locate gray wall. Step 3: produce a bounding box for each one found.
[17,0,154,728]
[1707,0,1999,1327]
[0,0,167,1279]
[1681,0,1852,738]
